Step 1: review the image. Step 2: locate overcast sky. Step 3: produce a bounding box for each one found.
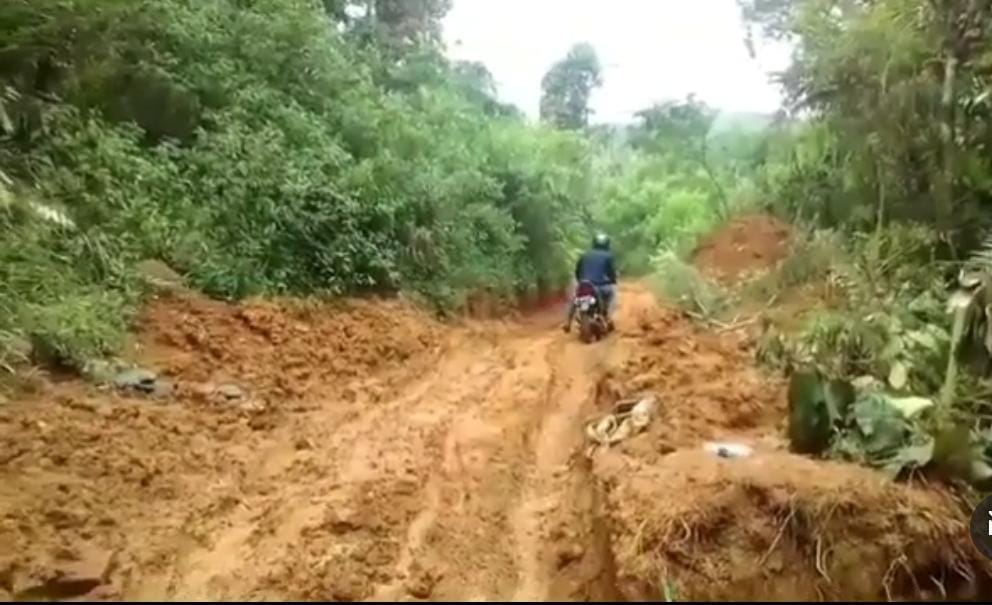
[443,0,792,123]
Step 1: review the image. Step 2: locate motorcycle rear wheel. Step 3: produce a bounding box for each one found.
[578,315,594,343]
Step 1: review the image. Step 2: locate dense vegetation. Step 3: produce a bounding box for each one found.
[0,0,591,369]
[0,0,747,372]
[721,0,992,485]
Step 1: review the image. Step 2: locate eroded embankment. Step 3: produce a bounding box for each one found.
[1,284,990,602]
[590,285,992,601]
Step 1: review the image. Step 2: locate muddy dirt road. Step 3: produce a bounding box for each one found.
[1,283,989,601]
[2,285,632,601]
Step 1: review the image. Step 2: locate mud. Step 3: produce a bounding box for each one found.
[692,214,793,283]
[1,283,989,602]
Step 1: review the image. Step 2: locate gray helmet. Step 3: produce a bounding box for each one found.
[593,232,610,250]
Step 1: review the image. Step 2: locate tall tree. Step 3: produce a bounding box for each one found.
[540,43,603,130]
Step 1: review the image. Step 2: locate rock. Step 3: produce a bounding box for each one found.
[62,398,98,414]
[191,382,216,402]
[15,548,116,600]
[112,368,157,393]
[238,399,265,413]
[247,415,275,431]
[327,573,367,602]
[405,562,441,599]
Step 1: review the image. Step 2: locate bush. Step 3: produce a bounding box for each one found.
[755,225,951,397]
[648,250,730,318]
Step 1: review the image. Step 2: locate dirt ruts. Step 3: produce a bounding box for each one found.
[1,283,990,601]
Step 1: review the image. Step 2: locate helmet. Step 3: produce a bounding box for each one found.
[592,232,610,250]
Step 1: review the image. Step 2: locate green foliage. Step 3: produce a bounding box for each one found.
[0,209,137,371]
[0,0,599,368]
[756,225,948,386]
[589,99,762,275]
[740,0,992,239]
[787,370,992,487]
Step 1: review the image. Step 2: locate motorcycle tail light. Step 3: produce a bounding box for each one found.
[576,282,596,297]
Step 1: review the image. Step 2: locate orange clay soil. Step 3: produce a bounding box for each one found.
[692,214,794,283]
[0,283,989,601]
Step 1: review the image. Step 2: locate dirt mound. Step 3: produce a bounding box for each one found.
[0,292,447,601]
[692,214,793,282]
[136,292,442,402]
[0,391,257,600]
[588,285,991,601]
[597,448,988,601]
[596,286,785,454]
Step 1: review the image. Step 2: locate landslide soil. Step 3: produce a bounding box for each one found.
[692,213,793,283]
[1,279,989,601]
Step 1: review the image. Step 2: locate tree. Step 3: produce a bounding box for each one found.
[739,0,992,240]
[632,96,729,216]
[540,43,603,130]
[926,0,992,251]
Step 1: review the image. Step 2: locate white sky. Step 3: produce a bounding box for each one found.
[443,0,792,123]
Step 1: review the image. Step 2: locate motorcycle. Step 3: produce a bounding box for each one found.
[572,280,613,343]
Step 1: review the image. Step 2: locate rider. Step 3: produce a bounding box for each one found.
[564,232,617,333]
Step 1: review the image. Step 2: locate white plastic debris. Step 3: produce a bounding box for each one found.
[629,396,656,431]
[704,442,753,459]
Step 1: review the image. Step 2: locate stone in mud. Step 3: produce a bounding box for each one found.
[15,548,116,601]
[191,382,217,402]
[112,368,157,393]
[327,572,368,602]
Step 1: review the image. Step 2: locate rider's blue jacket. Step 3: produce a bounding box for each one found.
[574,248,617,286]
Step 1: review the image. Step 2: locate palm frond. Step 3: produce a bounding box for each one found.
[967,233,992,271]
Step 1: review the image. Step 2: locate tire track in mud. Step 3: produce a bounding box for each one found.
[144,316,618,601]
[0,293,626,602]
[511,336,615,602]
[139,334,506,601]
